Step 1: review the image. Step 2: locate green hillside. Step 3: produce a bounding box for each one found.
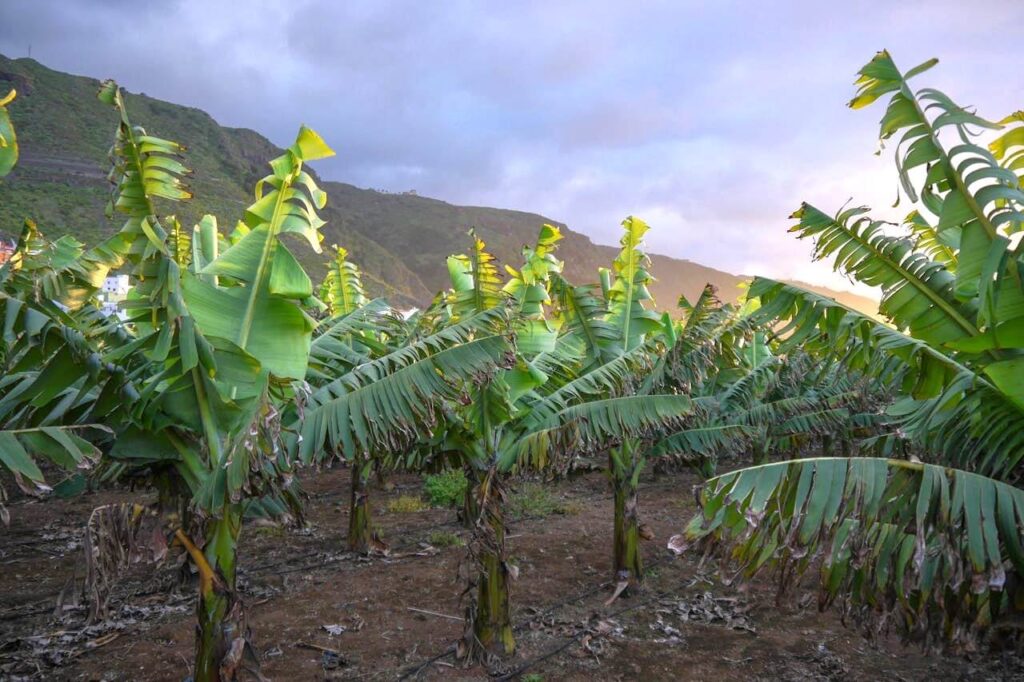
[0,54,879,313]
[0,54,428,304]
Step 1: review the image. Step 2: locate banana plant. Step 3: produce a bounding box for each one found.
[713,351,886,466]
[0,270,113,524]
[413,227,695,662]
[438,229,559,660]
[299,240,512,553]
[181,132,334,681]
[83,82,512,675]
[591,281,769,589]
[675,51,1024,649]
[292,311,516,630]
[645,286,882,477]
[80,80,336,680]
[0,99,119,524]
[585,216,674,590]
[308,246,395,552]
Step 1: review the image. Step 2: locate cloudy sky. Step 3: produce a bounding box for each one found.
[1,1,1021,293]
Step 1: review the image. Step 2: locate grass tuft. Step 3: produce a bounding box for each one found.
[386,495,429,513]
[508,482,580,519]
[428,531,465,548]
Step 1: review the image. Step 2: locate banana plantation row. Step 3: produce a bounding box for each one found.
[0,51,1022,681]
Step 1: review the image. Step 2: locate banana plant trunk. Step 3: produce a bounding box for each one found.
[752,438,769,465]
[461,473,514,662]
[373,458,389,490]
[183,503,251,682]
[460,465,480,529]
[348,452,375,553]
[610,441,643,588]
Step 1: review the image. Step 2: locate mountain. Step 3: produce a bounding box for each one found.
[0,54,879,315]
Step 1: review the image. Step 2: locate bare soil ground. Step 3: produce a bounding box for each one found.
[1,467,1021,681]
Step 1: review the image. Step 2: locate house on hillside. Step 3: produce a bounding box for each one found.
[102,274,130,296]
[98,274,130,320]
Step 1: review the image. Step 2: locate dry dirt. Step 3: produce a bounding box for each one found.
[1,467,1021,681]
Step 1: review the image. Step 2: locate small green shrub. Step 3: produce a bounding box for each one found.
[522,674,545,682]
[423,468,467,508]
[428,531,465,548]
[508,482,577,519]
[386,495,429,513]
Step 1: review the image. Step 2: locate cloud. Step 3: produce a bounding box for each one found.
[1,0,1021,293]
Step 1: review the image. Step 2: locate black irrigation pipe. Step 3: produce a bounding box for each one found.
[0,603,55,624]
[399,644,459,680]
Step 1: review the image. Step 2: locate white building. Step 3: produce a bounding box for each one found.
[98,274,131,320]
[102,275,130,296]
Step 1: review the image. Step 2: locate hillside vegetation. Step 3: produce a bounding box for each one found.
[0,53,877,312]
